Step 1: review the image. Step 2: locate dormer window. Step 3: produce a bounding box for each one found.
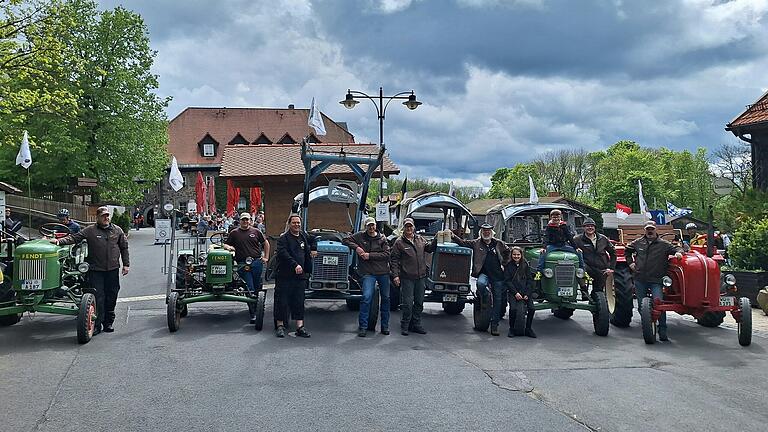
[307,133,322,144]
[203,143,214,156]
[197,133,219,158]
[228,133,249,145]
[253,133,273,145]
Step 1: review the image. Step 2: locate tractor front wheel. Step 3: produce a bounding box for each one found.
[696,311,725,328]
[640,296,656,344]
[611,264,633,327]
[738,297,752,347]
[512,301,526,336]
[473,287,492,331]
[442,302,465,315]
[77,293,97,344]
[253,290,266,331]
[0,313,21,326]
[167,292,181,332]
[593,291,610,336]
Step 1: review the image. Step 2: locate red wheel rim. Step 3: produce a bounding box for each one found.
[86,303,95,336]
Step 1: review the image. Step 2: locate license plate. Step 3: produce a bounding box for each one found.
[322,256,338,266]
[719,296,735,307]
[443,294,458,302]
[210,265,227,275]
[558,287,573,297]
[21,279,43,290]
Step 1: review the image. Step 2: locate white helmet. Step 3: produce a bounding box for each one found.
[685,222,697,230]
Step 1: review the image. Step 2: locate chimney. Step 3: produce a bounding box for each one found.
[288,104,294,109]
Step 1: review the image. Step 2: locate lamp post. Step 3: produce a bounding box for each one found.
[340,87,421,201]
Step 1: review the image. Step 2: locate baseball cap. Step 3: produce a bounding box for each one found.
[582,217,596,226]
[364,217,376,226]
[96,206,110,216]
[403,218,415,227]
[644,220,657,229]
[239,212,251,220]
[480,223,493,229]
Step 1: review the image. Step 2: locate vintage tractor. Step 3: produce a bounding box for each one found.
[169,233,266,332]
[0,223,97,344]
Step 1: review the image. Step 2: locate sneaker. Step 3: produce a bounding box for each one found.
[525,328,537,338]
[276,325,286,338]
[381,328,390,335]
[249,317,256,324]
[92,326,102,336]
[507,328,515,338]
[296,326,311,338]
[102,324,114,333]
[411,326,427,335]
[401,329,409,336]
[659,328,669,341]
[490,324,499,336]
[357,328,367,337]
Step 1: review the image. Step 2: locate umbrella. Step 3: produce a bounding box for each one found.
[208,176,217,214]
[250,187,262,215]
[195,171,206,214]
[226,180,240,216]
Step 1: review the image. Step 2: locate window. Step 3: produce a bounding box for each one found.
[277,133,297,144]
[203,143,214,157]
[252,133,272,145]
[197,133,219,157]
[228,133,249,145]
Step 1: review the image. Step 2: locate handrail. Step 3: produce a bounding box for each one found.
[6,195,96,223]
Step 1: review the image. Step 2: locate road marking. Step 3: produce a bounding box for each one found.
[117,294,166,303]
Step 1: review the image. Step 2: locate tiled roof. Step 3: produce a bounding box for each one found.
[727,90,768,130]
[168,107,355,165]
[220,144,399,183]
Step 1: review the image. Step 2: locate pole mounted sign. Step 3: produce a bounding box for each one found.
[713,177,735,196]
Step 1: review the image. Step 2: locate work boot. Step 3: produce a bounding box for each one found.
[525,328,537,338]
[102,323,114,333]
[276,325,286,338]
[659,327,669,341]
[507,327,515,338]
[358,328,367,337]
[381,328,390,335]
[524,312,536,338]
[296,326,311,338]
[411,326,427,335]
[490,323,499,336]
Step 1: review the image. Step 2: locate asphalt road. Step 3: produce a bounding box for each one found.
[1,228,766,431]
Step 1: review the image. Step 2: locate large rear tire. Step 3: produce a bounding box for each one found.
[442,302,465,315]
[696,311,725,328]
[611,264,633,327]
[345,298,360,311]
[512,301,526,336]
[366,287,380,331]
[167,291,181,332]
[77,293,97,344]
[472,286,492,331]
[640,296,656,344]
[593,291,610,336]
[253,290,266,331]
[738,297,752,347]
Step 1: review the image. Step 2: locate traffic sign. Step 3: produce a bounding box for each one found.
[650,210,666,225]
[713,177,735,196]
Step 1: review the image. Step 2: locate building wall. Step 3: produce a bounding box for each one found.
[752,131,768,191]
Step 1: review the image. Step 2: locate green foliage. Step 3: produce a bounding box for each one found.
[366,177,485,208]
[728,217,768,271]
[111,210,130,233]
[713,189,768,233]
[0,0,169,204]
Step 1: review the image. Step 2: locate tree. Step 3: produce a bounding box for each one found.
[713,141,751,195]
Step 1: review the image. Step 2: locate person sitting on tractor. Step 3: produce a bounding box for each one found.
[452,223,510,336]
[684,222,706,247]
[536,209,583,272]
[625,220,683,341]
[222,212,270,324]
[572,217,616,300]
[504,246,536,338]
[57,209,81,234]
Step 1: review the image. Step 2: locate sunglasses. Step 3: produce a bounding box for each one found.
[645,227,656,231]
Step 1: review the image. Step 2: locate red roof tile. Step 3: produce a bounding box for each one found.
[727,90,768,130]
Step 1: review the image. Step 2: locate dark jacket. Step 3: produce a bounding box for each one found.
[625,235,683,283]
[545,221,577,248]
[275,230,316,280]
[451,235,510,278]
[572,233,617,271]
[343,231,391,276]
[58,223,129,271]
[503,259,533,298]
[390,234,437,280]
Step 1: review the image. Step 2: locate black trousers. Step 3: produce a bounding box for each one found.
[509,297,535,331]
[585,264,606,292]
[89,269,120,328]
[274,278,306,322]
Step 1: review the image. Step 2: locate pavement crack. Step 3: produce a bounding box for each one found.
[31,350,80,432]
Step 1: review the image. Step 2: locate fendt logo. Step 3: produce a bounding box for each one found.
[20,253,44,260]
[210,255,228,262]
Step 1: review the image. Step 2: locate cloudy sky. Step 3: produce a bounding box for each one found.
[101,0,768,187]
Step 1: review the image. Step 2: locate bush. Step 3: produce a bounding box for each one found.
[728,217,768,271]
[112,210,131,233]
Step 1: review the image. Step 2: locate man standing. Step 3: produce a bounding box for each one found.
[625,220,683,341]
[274,214,316,338]
[452,223,510,336]
[223,212,270,324]
[57,209,81,233]
[255,213,266,233]
[344,217,391,337]
[52,206,129,334]
[572,218,616,298]
[391,217,436,336]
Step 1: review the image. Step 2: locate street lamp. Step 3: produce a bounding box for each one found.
[339,87,421,201]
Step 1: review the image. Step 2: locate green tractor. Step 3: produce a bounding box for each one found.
[0,223,98,344]
[168,233,266,332]
[485,203,610,336]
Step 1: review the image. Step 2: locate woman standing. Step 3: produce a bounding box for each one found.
[504,247,536,338]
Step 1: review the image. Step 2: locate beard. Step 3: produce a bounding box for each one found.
[481,232,492,241]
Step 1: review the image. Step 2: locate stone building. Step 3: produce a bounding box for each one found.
[727,90,768,191]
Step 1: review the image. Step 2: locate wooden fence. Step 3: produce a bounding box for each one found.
[6,194,96,223]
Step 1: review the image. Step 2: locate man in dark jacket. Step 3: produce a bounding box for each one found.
[343,217,391,337]
[452,223,510,336]
[52,206,129,335]
[223,212,270,324]
[572,218,616,297]
[274,214,316,338]
[504,246,536,338]
[625,220,683,341]
[391,217,437,336]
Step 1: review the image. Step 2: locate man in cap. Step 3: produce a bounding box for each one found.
[572,217,616,298]
[57,209,81,234]
[390,217,437,335]
[452,222,510,336]
[625,220,683,341]
[274,214,316,338]
[344,216,392,337]
[52,206,129,334]
[223,212,270,324]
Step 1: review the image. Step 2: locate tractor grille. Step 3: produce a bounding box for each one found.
[433,252,471,284]
[312,252,349,282]
[555,264,574,288]
[18,259,47,280]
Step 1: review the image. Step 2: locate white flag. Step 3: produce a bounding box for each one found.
[638,180,651,219]
[308,97,326,136]
[528,176,539,204]
[16,130,32,169]
[448,182,455,197]
[168,156,184,192]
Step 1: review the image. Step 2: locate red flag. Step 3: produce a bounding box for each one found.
[208,176,217,214]
[616,202,631,220]
[226,180,240,217]
[250,187,262,214]
[195,171,206,214]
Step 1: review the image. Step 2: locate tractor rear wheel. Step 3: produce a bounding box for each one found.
[389,283,400,311]
[552,307,574,320]
[512,301,526,336]
[593,291,610,336]
[640,296,656,344]
[345,298,361,311]
[253,290,266,331]
[167,291,181,332]
[473,286,492,331]
[0,313,21,326]
[77,293,97,344]
[442,302,465,315]
[611,264,633,327]
[738,297,752,347]
[696,311,725,328]
[366,287,380,332]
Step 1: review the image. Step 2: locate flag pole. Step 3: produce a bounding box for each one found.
[26,167,31,231]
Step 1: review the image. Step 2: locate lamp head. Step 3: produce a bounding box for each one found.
[403,92,421,110]
[340,91,359,109]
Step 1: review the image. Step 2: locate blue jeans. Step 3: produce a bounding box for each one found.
[477,274,506,325]
[635,280,666,329]
[537,245,584,270]
[238,260,264,293]
[360,274,390,330]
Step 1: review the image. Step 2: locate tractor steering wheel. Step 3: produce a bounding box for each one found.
[518,233,542,243]
[209,232,226,246]
[39,223,70,238]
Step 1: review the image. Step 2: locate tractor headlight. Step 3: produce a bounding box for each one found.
[576,268,585,278]
[433,284,445,290]
[458,285,469,293]
[724,274,736,286]
[77,263,90,273]
[543,268,554,278]
[245,257,254,265]
[662,276,673,287]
